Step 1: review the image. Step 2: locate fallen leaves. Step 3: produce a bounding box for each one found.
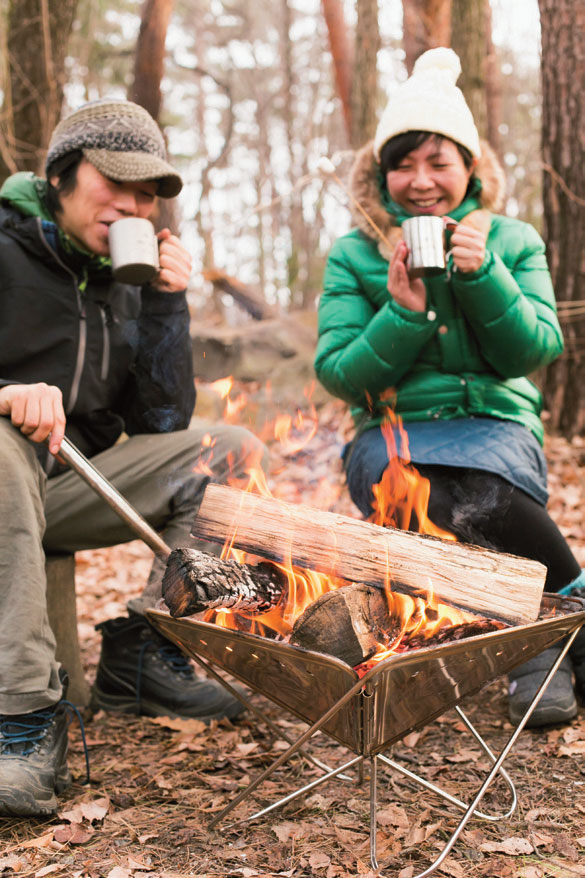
[2,392,585,878]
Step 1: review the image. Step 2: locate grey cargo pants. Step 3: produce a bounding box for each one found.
[0,417,268,714]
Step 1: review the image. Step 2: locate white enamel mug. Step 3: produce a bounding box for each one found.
[108,217,160,285]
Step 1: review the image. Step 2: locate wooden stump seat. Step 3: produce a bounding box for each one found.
[45,554,90,707]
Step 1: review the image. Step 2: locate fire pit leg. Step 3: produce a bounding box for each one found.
[189,651,354,782]
[373,628,581,878]
[208,671,368,830]
[370,756,379,870]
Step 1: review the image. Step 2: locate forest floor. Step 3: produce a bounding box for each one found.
[1,380,585,878]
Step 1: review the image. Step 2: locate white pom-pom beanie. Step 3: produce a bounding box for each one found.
[373,47,481,161]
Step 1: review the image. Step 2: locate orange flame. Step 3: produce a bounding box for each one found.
[370,409,456,540]
[196,378,476,663]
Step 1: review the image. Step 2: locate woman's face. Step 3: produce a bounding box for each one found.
[385,137,477,217]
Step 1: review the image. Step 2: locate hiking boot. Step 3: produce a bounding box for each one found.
[0,695,71,817]
[564,585,585,698]
[508,645,577,728]
[91,615,245,722]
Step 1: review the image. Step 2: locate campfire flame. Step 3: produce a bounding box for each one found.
[194,379,477,666]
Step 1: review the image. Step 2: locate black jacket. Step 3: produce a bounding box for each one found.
[0,199,195,475]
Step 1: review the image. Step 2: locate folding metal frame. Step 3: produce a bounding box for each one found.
[148,594,585,877]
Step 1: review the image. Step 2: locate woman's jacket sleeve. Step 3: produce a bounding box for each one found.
[315,237,436,408]
[450,222,563,377]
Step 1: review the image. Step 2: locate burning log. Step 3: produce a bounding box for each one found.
[290,583,400,666]
[190,485,546,626]
[162,548,287,617]
[289,582,506,666]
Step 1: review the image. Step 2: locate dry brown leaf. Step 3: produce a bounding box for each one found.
[309,850,331,871]
[515,867,543,878]
[525,807,554,821]
[148,716,207,734]
[34,866,69,877]
[53,824,95,845]
[334,826,368,847]
[80,798,109,822]
[106,869,133,878]
[128,856,154,871]
[444,748,480,763]
[480,837,533,855]
[272,822,304,843]
[398,868,414,878]
[559,741,585,756]
[7,830,55,852]
[401,732,421,748]
[376,804,410,829]
[436,859,466,878]
[233,742,258,758]
[0,855,27,872]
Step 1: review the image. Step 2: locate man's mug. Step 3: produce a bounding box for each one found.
[402,216,451,279]
[108,217,160,284]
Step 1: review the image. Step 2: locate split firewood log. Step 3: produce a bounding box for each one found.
[162,547,287,618]
[290,583,401,666]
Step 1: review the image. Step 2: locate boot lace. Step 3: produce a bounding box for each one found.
[0,701,91,783]
[134,639,194,712]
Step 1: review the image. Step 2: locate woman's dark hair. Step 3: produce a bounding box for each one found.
[379,131,474,177]
[45,150,84,217]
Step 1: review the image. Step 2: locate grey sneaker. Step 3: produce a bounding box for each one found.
[0,700,71,817]
[508,645,577,728]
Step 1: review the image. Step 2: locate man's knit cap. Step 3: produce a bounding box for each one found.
[46,99,182,198]
[374,48,481,161]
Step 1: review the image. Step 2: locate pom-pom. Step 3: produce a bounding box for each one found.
[316,156,336,175]
[412,48,461,83]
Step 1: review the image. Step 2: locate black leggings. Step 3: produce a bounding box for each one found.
[414,466,580,593]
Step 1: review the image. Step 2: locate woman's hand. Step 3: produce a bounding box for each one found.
[388,240,426,312]
[0,383,65,454]
[448,222,486,274]
[152,229,193,293]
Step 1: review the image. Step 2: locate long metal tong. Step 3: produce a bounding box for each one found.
[56,436,171,560]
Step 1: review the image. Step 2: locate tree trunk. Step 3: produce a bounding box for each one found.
[350,0,380,149]
[321,0,353,142]
[129,0,174,121]
[402,0,451,74]
[539,0,585,436]
[128,0,178,234]
[483,1,502,157]
[450,0,487,139]
[0,0,79,182]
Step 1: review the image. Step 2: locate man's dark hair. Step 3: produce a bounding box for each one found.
[45,150,84,217]
[379,131,475,177]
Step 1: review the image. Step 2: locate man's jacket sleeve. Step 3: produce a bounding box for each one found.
[118,286,196,434]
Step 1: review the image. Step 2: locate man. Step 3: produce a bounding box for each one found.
[0,99,267,817]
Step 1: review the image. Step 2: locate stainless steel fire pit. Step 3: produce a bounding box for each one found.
[147,594,585,877]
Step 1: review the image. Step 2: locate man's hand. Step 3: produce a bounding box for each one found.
[0,383,65,454]
[388,240,426,312]
[152,228,192,293]
[448,223,487,274]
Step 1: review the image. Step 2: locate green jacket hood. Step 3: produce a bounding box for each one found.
[0,172,53,222]
[347,139,506,257]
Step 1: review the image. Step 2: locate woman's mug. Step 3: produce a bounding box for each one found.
[108,217,160,284]
[402,216,455,279]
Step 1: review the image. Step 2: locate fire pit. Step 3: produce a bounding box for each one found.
[147,592,585,877]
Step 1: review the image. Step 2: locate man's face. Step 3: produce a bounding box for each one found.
[51,159,158,256]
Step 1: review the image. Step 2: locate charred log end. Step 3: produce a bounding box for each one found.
[290,583,400,666]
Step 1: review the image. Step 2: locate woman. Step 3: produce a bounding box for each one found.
[315,48,584,727]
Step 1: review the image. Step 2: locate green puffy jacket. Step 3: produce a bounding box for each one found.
[315,143,563,444]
